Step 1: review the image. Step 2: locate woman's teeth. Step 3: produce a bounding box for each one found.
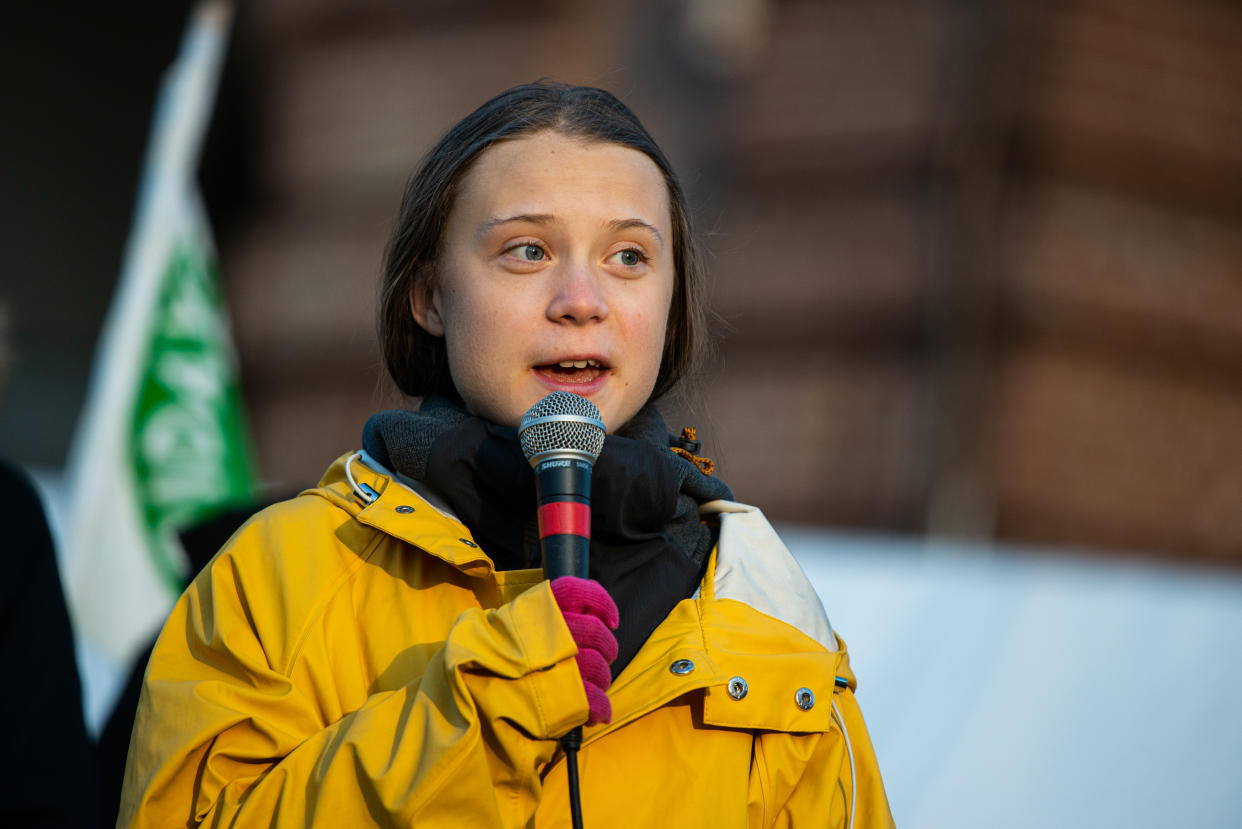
[557,359,600,369]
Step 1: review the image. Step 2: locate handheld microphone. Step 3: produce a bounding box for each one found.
[518,391,606,581]
[518,391,606,829]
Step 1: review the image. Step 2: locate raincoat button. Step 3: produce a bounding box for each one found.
[727,676,748,700]
[795,687,815,711]
[459,538,478,548]
[669,659,695,675]
[395,505,415,514]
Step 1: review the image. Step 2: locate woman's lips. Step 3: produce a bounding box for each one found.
[532,362,610,393]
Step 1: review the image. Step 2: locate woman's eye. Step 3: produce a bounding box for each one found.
[515,244,546,262]
[610,248,646,267]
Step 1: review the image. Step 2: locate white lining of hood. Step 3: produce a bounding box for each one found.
[701,499,837,652]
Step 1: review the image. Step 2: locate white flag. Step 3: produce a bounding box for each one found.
[62,1,253,698]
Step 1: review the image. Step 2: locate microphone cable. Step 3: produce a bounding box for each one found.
[562,726,585,829]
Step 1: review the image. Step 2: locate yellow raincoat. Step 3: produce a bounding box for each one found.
[119,452,894,827]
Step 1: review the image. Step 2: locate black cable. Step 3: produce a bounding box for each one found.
[561,726,585,829]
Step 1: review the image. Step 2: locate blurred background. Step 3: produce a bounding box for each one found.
[2,0,1241,826]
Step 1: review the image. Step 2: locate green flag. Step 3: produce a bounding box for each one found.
[129,233,254,594]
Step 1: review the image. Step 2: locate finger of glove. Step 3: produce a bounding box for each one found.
[583,682,613,726]
[550,576,620,630]
[561,611,619,664]
[574,648,613,694]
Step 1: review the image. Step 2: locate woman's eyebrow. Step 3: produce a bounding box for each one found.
[607,218,664,249]
[479,213,554,238]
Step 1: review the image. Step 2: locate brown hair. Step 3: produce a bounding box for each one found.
[378,81,708,403]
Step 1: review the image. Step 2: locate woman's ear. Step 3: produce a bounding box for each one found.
[410,276,445,337]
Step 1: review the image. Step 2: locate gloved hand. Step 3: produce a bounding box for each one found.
[550,576,620,726]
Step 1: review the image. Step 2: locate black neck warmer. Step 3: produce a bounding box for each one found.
[361,396,734,678]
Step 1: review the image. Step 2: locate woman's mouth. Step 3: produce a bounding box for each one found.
[534,358,608,385]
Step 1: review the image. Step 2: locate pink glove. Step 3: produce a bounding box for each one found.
[550,576,620,726]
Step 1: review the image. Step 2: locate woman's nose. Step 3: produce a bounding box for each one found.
[546,263,609,324]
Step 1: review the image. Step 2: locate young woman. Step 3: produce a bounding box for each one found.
[119,81,894,828]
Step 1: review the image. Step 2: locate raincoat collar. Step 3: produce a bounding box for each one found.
[309,451,496,577]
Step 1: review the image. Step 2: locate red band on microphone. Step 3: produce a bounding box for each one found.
[538,501,591,539]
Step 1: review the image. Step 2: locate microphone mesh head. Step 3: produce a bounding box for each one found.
[518,392,606,464]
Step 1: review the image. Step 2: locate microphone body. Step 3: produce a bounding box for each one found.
[532,456,592,580]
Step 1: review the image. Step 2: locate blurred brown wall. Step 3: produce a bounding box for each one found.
[215,0,1242,563]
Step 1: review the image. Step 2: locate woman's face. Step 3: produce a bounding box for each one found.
[412,131,676,432]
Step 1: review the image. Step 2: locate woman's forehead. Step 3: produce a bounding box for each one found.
[452,132,672,235]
